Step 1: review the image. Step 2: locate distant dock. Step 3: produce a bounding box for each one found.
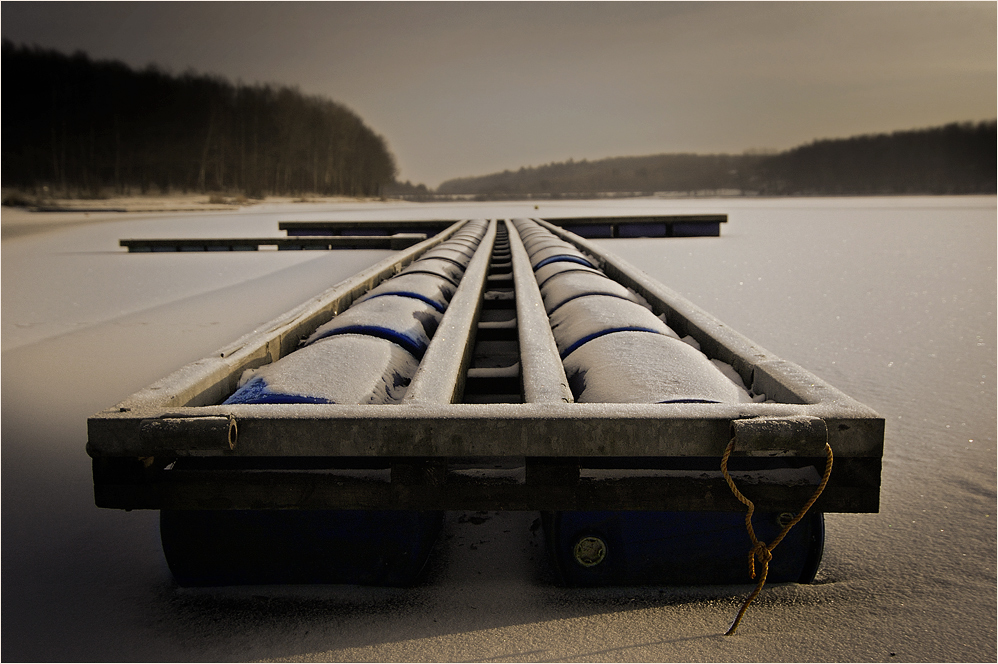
[119,214,728,252]
[119,234,427,252]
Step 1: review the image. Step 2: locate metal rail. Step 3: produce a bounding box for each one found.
[89,218,883,513]
[507,222,574,404]
[403,220,498,404]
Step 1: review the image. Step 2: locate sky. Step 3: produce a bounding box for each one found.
[2,1,995,188]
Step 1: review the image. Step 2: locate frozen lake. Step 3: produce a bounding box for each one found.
[2,196,995,661]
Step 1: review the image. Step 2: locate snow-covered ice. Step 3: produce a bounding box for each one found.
[2,196,995,661]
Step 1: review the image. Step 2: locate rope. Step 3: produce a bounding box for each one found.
[720,437,833,635]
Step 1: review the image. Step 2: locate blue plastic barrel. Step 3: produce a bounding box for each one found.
[542,510,824,586]
[540,271,638,315]
[161,508,443,586]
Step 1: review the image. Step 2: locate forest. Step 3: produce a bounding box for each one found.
[2,41,397,198]
[437,121,996,198]
[5,41,993,201]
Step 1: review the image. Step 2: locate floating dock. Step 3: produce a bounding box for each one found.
[119,214,728,252]
[545,214,727,238]
[119,234,427,252]
[89,218,882,587]
[278,215,727,239]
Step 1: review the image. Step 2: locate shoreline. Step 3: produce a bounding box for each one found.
[0,193,385,240]
[3,192,992,242]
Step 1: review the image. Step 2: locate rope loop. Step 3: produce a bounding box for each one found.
[748,542,772,579]
[721,436,833,635]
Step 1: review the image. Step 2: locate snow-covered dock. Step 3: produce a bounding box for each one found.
[118,214,727,252]
[88,217,882,514]
[278,213,727,239]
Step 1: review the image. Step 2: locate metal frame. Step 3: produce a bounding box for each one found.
[89,218,883,513]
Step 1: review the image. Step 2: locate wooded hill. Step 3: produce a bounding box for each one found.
[2,41,397,198]
[437,121,996,197]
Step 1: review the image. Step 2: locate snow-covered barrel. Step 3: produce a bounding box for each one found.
[548,295,680,359]
[398,257,465,286]
[417,245,475,269]
[520,237,575,253]
[305,294,442,359]
[540,270,639,314]
[528,244,596,270]
[439,236,483,252]
[515,218,746,404]
[533,261,607,289]
[224,334,420,405]
[562,331,748,404]
[352,273,456,313]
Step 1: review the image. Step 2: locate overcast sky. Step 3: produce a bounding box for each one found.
[3,1,995,187]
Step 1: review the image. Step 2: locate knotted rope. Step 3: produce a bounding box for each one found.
[720,437,833,635]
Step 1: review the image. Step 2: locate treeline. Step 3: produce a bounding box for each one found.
[758,122,995,195]
[2,41,397,198]
[438,154,762,198]
[437,121,996,197]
